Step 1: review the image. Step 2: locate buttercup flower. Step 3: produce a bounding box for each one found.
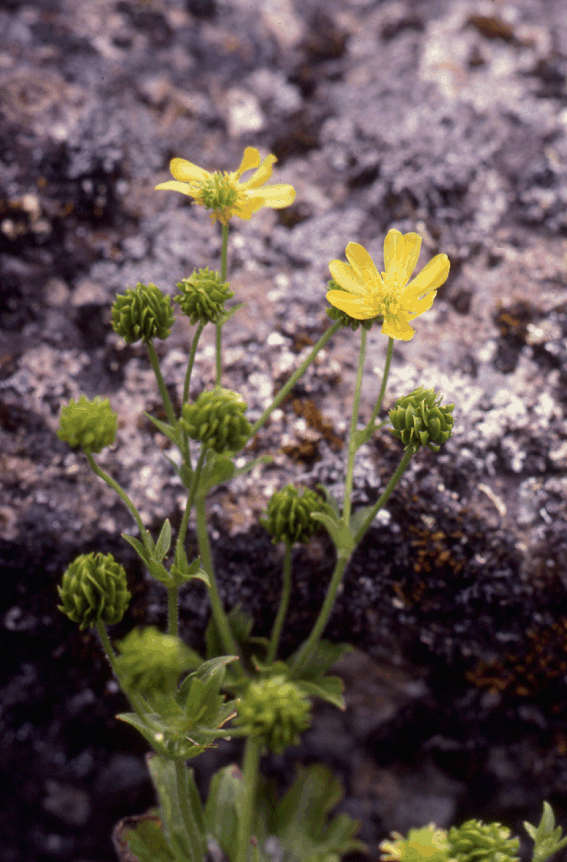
[155,147,296,225]
[327,229,450,340]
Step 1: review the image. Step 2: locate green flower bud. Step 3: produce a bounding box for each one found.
[261,485,324,544]
[326,280,380,332]
[389,387,454,452]
[235,675,311,754]
[180,388,251,453]
[57,395,118,453]
[448,821,520,862]
[380,825,450,862]
[57,552,130,630]
[111,282,175,344]
[175,267,234,325]
[115,627,196,697]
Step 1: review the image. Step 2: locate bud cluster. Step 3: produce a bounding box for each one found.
[57,395,117,453]
[448,820,519,862]
[58,552,130,630]
[180,388,251,453]
[175,268,234,325]
[389,387,454,452]
[261,485,324,545]
[111,282,175,344]
[235,675,311,754]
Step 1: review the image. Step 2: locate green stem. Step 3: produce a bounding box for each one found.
[342,327,367,526]
[248,320,342,439]
[368,336,394,429]
[290,553,350,678]
[167,586,178,637]
[183,322,205,405]
[85,452,153,556]
[96,619,121,678]
[266,542,293,666]
[195,490,239,661]
[96,620,150,721]
[169,447,208,638]
[215,223,230,387]
[352,446,414,546]
[146,340,176,426]
[176,447,207,556]
[236,736,261,862]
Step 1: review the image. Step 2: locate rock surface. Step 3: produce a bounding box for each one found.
[3,0,567,860]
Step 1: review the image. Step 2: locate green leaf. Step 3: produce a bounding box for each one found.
[297,675,346,711]
[113,812,176,862]
[260,764,366,862]
[316,484,341,518]
[232,454,273,478]
[172,547,210,588]
[199,451,236,495]
[204,764,245,854]
[293,640,354,680]
[311,511,354,555]
[524,802,567,862]
[222,301,246,322]
[147,754,206,862]
[155,519,172,562]
[146,559,174,586]
[348,505,377,540]
[122,532,152,562]
[144,413,181,447]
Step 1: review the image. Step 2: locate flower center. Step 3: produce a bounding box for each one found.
[199,172,238,211]
[376,272,403,315]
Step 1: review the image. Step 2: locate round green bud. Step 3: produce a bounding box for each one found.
[115,627,197,697]
[261,485,324,544]
[57,552,130,630]
[199,173,238,212]
[448,820,519,862]
[380,825,450,862]
[326,280,380,332]
[235,675,311,754]
[180,388,251,453]
[57,395,118,453]
[111,282,175,344]
[175,267,234,325]
[389,387,454,452]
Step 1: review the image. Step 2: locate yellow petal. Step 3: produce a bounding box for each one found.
[242,155,277,189]
[383,230,421,284]
[345,242,383,287]
[404,253,450,298]
[326,290,378,320]
[232,198,264,220]
[234,147,261,177]
[169,158,210,184]
[155,180,199,198]
[329,260,368,297]
[406,290,437,317]
[251,184,296,207]
[381,313,415,341]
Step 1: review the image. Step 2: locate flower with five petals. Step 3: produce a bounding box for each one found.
[327,229,450,340]
[155,146,296,225]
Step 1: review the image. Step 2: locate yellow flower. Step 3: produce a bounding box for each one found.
[155,146,296,225]
[327,229,450,340]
